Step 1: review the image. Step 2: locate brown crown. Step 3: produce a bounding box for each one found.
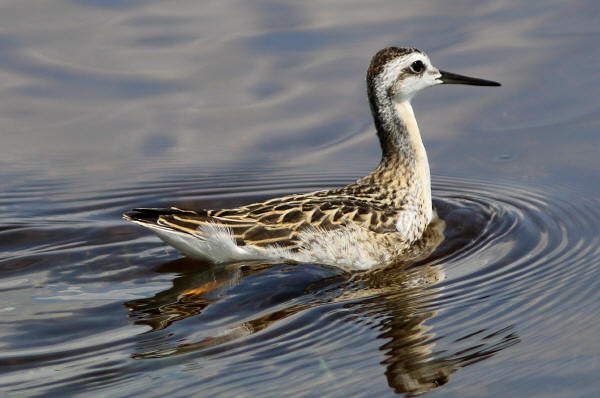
[367,47,422,81]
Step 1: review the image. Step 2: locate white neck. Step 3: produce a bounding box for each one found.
[393,100,432,224]
[367,80,434,230]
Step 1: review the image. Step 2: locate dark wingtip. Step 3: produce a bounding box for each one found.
[123,207,202,223]
[123,208,164,223]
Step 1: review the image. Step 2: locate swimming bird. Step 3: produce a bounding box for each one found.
[124,47,500,269]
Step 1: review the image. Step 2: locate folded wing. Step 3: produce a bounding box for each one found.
[124,191,401,251]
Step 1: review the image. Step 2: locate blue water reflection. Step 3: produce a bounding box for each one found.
[0,0,599,397]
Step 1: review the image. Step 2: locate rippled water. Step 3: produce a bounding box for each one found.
[2,172,599,397]
[1,0,599,397]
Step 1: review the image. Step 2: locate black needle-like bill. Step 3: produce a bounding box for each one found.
[439,70,501,86]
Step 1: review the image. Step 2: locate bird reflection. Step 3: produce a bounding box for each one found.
[125,215,519,396]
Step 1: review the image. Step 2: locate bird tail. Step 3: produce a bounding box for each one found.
[123,207,201,224]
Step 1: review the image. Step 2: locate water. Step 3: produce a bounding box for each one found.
[1,1,599,397]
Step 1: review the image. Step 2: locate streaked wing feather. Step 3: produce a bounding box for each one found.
[150,192,401,250]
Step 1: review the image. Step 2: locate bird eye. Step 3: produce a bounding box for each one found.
[410,60,425,73]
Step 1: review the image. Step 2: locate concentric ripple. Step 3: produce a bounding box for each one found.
[1,171,599,397]
[116,173,600,396]
[422,176,600,344]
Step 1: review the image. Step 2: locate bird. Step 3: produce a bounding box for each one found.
[124,47,500,270]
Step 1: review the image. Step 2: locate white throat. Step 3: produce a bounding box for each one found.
[393,100,432,224]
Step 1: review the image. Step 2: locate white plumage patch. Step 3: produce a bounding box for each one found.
[395,210,418,241]
[141,221,407,270]
[146,222,294,264]
[295,225,400,270]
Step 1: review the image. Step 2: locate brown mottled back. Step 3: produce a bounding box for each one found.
[143,180,405,252]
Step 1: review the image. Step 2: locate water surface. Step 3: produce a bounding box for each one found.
[1,1,599,397]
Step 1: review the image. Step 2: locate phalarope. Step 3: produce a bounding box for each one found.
[125,47,500,269]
